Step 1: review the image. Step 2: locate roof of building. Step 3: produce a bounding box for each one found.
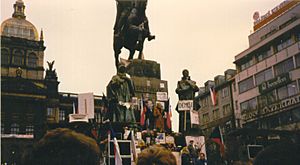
[0,0,39,41]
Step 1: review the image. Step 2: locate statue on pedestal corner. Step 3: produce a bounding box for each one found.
[107,64,136,123]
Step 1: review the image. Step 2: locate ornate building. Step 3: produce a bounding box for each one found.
[1,1,105,164]
[1,1,48,164]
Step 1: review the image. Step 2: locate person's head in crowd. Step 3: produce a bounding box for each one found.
[253,141,300,165]
[199,152,206,160]
[137,145,177,165]
[26,128,100,165]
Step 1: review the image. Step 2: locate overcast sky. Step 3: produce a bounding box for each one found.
[1,0,283,132]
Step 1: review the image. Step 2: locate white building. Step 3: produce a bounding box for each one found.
[233,1,300,130]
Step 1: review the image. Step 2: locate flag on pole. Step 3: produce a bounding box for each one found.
[140,97,146,126]
[210,126,225,157]
[210,86,217,106]
[166,99,172,129]
[111,129,122,165]
[131,130,137,162]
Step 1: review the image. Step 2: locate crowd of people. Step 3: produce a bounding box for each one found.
[21,127,300,165]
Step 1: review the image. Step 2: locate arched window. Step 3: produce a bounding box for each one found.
[27,52,38,67]
[1,49,10,65]
[13,50,24,66]
[10,123,19,135]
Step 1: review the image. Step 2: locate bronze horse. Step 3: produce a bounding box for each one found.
[113,0,154,68]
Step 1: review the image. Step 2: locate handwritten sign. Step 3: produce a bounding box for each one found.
[178,100,193,111]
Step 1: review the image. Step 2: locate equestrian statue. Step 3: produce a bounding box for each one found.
[113,0,155,68]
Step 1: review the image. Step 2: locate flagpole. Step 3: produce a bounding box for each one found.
[184,111,186,132]
[218,126,224,144]
[73,102,76,114]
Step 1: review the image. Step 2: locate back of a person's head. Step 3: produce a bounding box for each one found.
[28,128,100,165]
[253,141,300,165]
[137,145,177,165]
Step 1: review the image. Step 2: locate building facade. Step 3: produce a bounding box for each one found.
[197,69,236,137]
[233,1,300,131]
[1,1,106,164]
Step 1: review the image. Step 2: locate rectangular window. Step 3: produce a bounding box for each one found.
[1,123,4,134]
[47,108,55,116]
[257,48,272,62]
[203,113,209,123]
[95,112,101,123]
[274,58,294,76]
[258,90,277,108]
[25,125,34,135]
[223,104,231,116]
[296,54,300,68]
[59,110,65,121]
[255,68,273,85]
[10,123,19,135]
[239,77,254,93]
[277,81,297,100]
[213,109,219,120]
[222,87,229,98]
[276,37,293,52]
[240,98,257,113]
[241,58,254,71]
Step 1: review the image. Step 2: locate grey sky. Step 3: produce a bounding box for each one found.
[1,0,283,132]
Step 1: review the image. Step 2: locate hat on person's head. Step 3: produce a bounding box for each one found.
[118,63,126,72]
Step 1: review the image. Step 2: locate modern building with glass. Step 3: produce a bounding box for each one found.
[233,1,300,131]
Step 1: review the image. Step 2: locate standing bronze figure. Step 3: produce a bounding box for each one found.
[107,64,136,122]
[113,0,155,68]
[175,69,199,133]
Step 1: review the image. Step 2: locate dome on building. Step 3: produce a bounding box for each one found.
[0,0,39,41]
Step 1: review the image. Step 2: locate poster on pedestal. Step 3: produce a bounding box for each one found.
[190,110,199,125]
[177,100,193,111]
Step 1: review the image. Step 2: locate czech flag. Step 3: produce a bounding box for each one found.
[210,87,217,106]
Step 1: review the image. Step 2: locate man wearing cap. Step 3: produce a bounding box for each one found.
[107,64,135,122]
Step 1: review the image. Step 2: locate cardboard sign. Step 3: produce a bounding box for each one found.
[177,100,193,111]
[156,92,168,101]
[185,136,207,158]
[190,110,199,125]
[78,93,94,119]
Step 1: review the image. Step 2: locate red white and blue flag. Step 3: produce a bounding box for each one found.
[210,87,217,106]
[166,99,172,129]
[140,97,146,126]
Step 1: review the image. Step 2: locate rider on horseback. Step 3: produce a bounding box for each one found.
[114,0,155,49]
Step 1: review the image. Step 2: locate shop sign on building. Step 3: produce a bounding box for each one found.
[261,94,300,115]
[259,73,290,94]
[177,100,193,111]
[243,94,300,121]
